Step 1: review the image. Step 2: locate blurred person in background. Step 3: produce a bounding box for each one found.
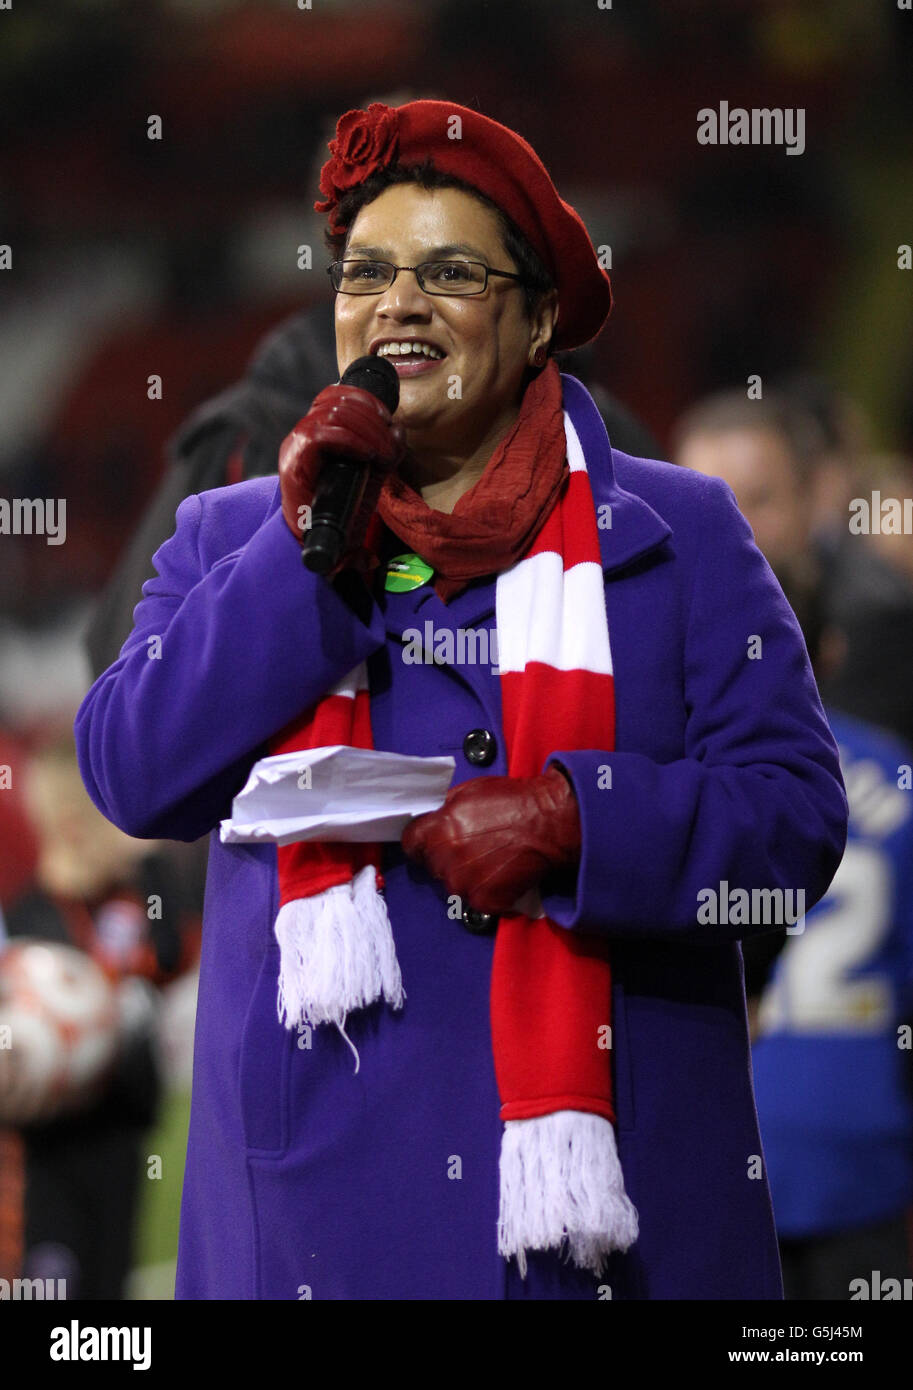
[753,635,913,1301]
[75,99,845,1301]
[674,389,913,751]
[673,390,830,641]
[781,379,913,753]
[860,459,913,591]
[849,455,913,760]
[675,395,913,1300]
[770,374,872,548]
[0,732,199,1299]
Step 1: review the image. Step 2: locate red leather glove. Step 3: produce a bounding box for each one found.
[278,384,406,574]
[400,765,581,915]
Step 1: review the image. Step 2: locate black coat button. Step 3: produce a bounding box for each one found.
[461,906,499,935]
[463,728,497,766]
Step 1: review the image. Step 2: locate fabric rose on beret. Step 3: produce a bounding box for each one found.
[315,103,400,231]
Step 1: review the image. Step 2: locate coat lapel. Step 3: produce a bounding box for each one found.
[560,374,672,576]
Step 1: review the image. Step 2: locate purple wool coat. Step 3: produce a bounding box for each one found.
[75,376,847,1300]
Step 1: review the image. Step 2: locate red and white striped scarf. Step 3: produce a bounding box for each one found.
[269,405,638,1278]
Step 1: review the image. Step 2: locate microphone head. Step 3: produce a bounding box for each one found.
[339,354,400,415]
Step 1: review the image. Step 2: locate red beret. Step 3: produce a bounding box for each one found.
[315,100,611,353]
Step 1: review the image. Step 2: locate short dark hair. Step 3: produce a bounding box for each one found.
[323,160,556,340]
[671,389,827,487]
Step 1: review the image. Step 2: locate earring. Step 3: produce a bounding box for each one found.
[532,346,547,367]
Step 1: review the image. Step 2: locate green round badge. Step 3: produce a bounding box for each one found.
[385,553,434,593]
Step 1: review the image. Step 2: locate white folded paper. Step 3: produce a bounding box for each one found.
[219,745,456,846]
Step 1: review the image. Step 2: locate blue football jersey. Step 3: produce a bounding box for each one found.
[751,709,913,1236]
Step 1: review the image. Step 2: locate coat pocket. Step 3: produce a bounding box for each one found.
[238,942,295,1154]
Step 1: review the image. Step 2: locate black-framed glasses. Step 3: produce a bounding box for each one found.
[327,259,527,296]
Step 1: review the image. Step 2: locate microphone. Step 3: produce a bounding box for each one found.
[301,354,400,575]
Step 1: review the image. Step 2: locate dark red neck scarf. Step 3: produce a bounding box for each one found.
[375,361,569,602]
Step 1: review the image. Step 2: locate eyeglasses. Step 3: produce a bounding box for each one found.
[327,259,527,296]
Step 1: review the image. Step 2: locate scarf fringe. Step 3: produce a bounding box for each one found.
[497,1111,639,1279]
[274,863,404,1070]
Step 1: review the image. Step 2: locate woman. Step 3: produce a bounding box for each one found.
[75,100,847,1300]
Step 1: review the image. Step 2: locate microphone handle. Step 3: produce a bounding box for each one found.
[300,456,370,575]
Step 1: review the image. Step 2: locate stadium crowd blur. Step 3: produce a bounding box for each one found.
[1,0,912,1298]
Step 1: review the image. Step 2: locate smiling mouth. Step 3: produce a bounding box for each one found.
[374,341,446,362]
